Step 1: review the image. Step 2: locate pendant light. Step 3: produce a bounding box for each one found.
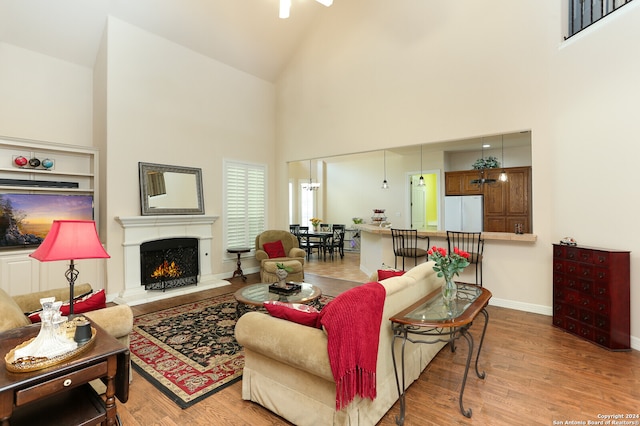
[499,135,508,182]
[381,151,389,189]
[418,145,425,186]
[306,159,320,191]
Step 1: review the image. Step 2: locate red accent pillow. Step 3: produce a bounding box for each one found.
[377,269,406,280]
[263,240,286,258]
[28,289,107,323]
[264,301,321,328]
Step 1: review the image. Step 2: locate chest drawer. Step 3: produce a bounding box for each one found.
[594,280,610,298]
[565,247,593,263]
[15,361,108,406]
[592,251,610,267]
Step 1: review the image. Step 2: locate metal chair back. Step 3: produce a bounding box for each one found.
[446,231,484,286]
[390,228,428,270]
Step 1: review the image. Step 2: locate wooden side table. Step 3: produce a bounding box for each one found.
[0,322,129,426]
[227,247,251,281]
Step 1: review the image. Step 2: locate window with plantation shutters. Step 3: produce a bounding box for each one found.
[224,160,266,252]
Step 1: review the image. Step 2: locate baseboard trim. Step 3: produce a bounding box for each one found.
[488,298,639,351]
[489,297,552,316]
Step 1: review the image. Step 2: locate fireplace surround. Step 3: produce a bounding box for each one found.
[114,215,227,305]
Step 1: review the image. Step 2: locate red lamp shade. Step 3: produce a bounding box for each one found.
[30,220,110,262]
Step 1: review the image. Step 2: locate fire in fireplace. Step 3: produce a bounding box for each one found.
[140,237,199,291]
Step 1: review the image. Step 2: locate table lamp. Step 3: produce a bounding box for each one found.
[29,220,110,316]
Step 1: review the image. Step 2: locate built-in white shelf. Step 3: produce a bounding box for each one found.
[0,136,102,297]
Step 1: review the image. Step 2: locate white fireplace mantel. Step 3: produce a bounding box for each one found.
[114,215,228,306]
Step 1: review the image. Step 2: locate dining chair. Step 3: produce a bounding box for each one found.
[289,224,301,247]
[326,225,346,259]
[299,226,322,258]
[390,228,429,270]
[446,231,484,286]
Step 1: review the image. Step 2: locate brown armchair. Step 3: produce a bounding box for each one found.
[255,230,306,282]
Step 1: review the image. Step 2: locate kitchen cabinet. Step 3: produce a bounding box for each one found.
[444,170,483,196]
[483,166,530,233]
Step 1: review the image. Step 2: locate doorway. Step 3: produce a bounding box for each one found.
[410,171,440,230]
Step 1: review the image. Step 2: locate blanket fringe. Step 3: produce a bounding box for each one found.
[336,368,377,411]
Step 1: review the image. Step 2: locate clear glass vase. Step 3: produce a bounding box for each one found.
[442,278,457,302]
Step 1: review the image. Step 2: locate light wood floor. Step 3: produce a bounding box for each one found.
[118,252,640,425]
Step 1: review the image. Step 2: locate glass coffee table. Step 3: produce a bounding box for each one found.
[233,282,322,317]
[389,282,491,423]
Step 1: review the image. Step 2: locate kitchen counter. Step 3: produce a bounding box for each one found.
[355,224,536,278]
[355,224,537,242]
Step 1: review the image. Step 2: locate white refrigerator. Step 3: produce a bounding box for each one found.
[444,195,484,232]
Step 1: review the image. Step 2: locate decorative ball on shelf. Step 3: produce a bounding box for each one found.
[41,158,54,169]
[14,156,28,167]
[29,158,41,168]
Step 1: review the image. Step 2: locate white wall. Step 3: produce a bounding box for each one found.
[276,0,640,347]
[447,145,531,172]
[0,42,93,145]
[326,151,406,226]
[321,148,445,228]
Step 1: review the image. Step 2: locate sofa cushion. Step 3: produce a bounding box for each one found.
[264,301,320,327]
[377,269,406,280]
[263,240,286,258]
[28,289,106,323]
[0,289,31,332]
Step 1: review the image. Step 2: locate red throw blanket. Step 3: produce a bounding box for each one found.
[318,282,386,411]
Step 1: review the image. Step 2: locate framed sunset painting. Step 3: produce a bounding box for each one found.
[0,193,94,249]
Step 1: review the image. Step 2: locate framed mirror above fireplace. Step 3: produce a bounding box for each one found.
[139,162,205,215]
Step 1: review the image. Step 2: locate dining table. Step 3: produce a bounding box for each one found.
[305,230,333,260]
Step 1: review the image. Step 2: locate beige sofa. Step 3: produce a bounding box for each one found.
[235,262,447,425]
[0,283,133,348]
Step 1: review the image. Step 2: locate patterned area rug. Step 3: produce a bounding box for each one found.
[130,292,332,408]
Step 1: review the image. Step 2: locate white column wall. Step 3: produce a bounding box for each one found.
[101,17,277,295]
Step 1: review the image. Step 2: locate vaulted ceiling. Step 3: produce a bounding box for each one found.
[0,0,328,82]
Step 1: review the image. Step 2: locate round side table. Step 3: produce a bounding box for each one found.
[227,247,251,281]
